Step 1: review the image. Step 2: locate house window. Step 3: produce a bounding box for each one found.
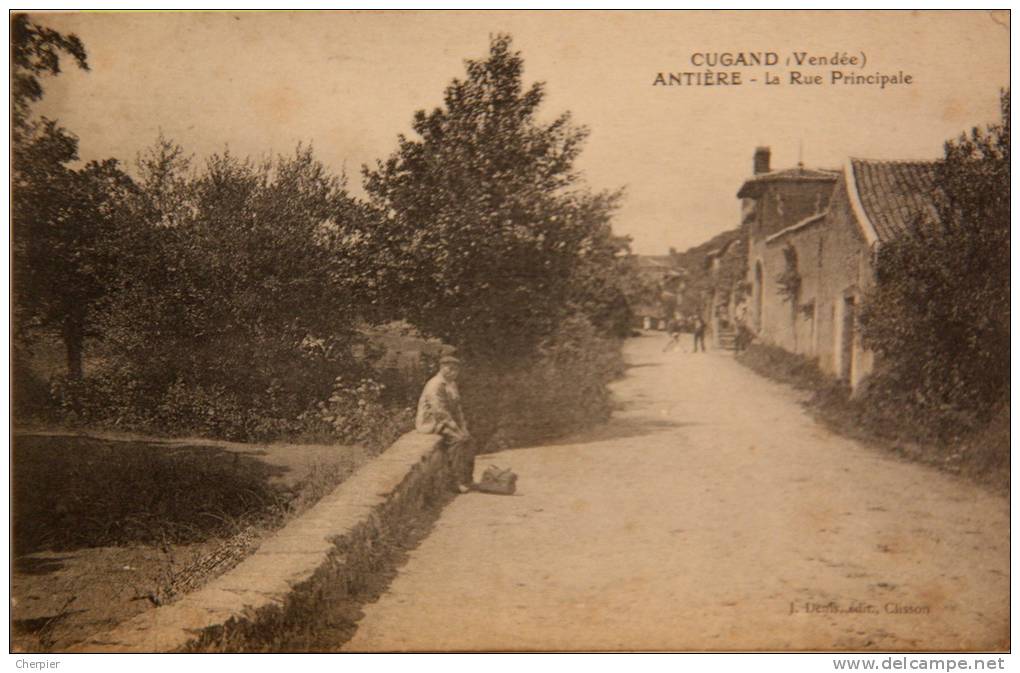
[803,299,816,356]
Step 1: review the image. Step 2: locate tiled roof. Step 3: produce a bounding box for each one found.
[849,159,940,243]
[737,166,839,198]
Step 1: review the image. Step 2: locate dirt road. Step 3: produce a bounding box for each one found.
[343,334,1008,651]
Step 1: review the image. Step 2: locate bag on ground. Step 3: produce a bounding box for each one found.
[476,465,518,495]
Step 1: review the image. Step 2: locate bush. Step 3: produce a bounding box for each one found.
[12,350,56,425]
[858,91,1008,427]
[49,368,148,429]
[848,363,982,447]
[39,337,426,448]
[464,315,624,451]
[960,401,1009,486]
[734,341,836,392]
[299,376,414,451]
[48,371,272,441]
[155,380,279,442]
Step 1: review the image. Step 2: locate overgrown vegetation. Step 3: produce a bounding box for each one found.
[858,90,1009,473]
[775,243,801,305]
[464,315,625,451]
[737,343,1008,489]
[13,22,633,453]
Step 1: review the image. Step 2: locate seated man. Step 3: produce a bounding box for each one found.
[416,354,474,492]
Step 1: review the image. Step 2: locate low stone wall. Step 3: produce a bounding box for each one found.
[72,431,456,652]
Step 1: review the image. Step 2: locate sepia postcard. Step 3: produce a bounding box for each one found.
[9,9,1010,656]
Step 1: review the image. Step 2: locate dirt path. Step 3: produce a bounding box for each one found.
[341,334,1008,651]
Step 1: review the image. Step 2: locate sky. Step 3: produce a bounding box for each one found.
[31,10,1010,254]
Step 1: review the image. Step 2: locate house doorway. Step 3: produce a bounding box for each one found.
[754,261,764,332]
[840,295,856,381]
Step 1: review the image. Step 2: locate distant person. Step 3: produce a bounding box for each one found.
[692,316,707,353]
[663,317,681,352]
[416,354,474,492]
[734,319,753,353]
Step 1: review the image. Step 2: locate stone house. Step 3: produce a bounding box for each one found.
[704,234,746,348]
[738,147,938,391]
[632,254,685,329]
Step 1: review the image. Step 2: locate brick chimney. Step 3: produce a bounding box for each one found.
[753,146,771,175]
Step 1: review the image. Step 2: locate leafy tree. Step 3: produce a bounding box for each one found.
[11,13,88,140]
[97,142,378,433]
[39,160,136,379]
[12,14,121,379]
[13,135,137,379]
[562,193,636,338]
[859,90,1009,425]
[362,34,624,364]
